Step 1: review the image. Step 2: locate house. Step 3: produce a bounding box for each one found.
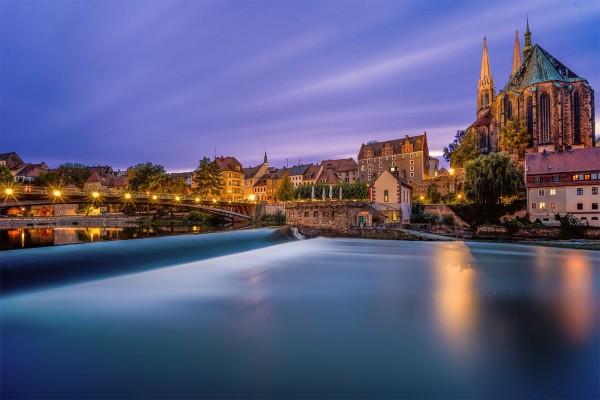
[0,152,24,170]
[252,177,268,202]
[83,172,128,194]
[169,172,193,186]
[13,163,49,183]
[525,147,600,226]
[429,157,440,177]
[358,133,430,184]
[214,156,244,202]
[319,158,358,183]
[264,169,287,203]
[372,169,413,224]
[243,153,270,200]
[287,164,311,188]
[302,164,323,186]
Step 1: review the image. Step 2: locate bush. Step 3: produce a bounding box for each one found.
[258,211,286,227]
[442,214,455,227]
[555,213,588,239]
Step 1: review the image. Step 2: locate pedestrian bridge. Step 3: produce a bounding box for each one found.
[1,187,254,221]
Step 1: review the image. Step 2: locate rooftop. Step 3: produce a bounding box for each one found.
[526,147,600,175]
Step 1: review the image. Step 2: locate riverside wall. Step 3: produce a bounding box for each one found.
[0,215,140,228]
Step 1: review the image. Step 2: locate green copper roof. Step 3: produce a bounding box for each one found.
[501,44,586,93]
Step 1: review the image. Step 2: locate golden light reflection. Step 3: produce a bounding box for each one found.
[560,251,595,344]
[433,242,479,352]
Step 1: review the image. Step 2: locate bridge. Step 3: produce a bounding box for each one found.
[1,187,255,221]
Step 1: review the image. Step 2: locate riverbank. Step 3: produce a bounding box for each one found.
[0,215,140,228]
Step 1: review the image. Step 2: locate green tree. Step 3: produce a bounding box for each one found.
[193,157,222,198]
[128,162,167,192]
[426,182,442,204]
[276,173,295,202]
[499,117,529,160]
[55,163,91,188]
[0,165,14,186]
[449,129,480,168]
[463,152,521,206]
[443,130,465,163]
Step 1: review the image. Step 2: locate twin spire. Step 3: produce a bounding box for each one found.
[511,30,522,76]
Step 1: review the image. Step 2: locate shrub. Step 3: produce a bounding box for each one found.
[555,213,588,239]
[442,214,455,227]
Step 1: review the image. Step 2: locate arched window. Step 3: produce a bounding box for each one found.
[539,93,551,144]
[526,96,533,146]
[573,92,581,143]
[479,131,488,150]
[484,93,489,107]
[504,97,512,122]
[384,190,389,202]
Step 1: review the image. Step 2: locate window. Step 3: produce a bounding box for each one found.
[526,96,533,137]
[313,211,319,217]
[592,217,599,221]
[410,172,414,177]
[534,177,541,183]
[332,211,338,218]
[593,187,599,195]
[549,189,556,196]
[553,176,559,183]
[573,92,581,143]
[584,174,591,180]
[410,160,414,165]
[540,92,551,144]
[539,202,546,210]
[504,97,512,122]
[304,212,309,217]
[576,203,583,210]
[392,162,396,167]
[577,188,583,195]
[367,176,371,181]
[379,163,383,168]
[550,202,556,210]
[410,166,414,171]
[410,154,414,158]
[384,190,389,202]
[538,189,545,196]
[592,203,598,210]
[531,203,537,209]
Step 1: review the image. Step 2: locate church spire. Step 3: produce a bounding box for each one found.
[264,150,268,164]
[523,17,532,58]
[477,36,496,118]
[511,30,522,76]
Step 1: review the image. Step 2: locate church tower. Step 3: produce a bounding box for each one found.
[511,30,522,77]
[523,18,532,58]
[477,36,496,118]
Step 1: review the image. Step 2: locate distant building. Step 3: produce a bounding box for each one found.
[525,147,600,226]
[287,164,311,188]
[214,156,244,202]
[169,172,193,186]
[428,157,440,178]
[84,172,128,193]
[302,164,323,186]
[372,169,413,224]
[319,158,358,183]
[13,163,49,183]
[358,133,430,183]
[0,152,25,170]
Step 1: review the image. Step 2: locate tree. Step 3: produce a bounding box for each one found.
[55,163,91,188]
[448,129,480,168]
[276,173,295,202]
[443,130,466,163]
[499,117,529,160]
[0,165,14,186]
[463,152,521,206]
[193,157,222,198]
[426,182,442,204]
[127,162,167,192]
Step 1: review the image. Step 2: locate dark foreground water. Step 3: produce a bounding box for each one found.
[1,230,599,399]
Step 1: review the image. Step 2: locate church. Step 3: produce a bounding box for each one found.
[467,20,595,154]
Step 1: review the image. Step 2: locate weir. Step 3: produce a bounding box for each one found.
[0,227,300,295]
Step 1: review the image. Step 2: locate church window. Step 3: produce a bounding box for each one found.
[540,93,551,144]
[484,93,489,107]
[384,190,389,202]
[526,96,533,137]
[573,92,581,143]
[504,97,512,122]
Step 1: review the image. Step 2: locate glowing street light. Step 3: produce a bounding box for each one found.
[175,196,180,201]
[249,194,256,202]
[53,190,61,197]
[449,168,455,175]
[457,194,462,200]
[125,193,131,199]
[5,188,13,195]
[92,192,99,198]
[212,198,217,203]
[195,198,200,202]
[152,195,158,200]
[419,195,424,201]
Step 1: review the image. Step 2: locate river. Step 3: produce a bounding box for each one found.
[1,229,598,399]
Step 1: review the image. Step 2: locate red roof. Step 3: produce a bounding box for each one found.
[319,158,358,172]
[215,156,244,172]
[526,147,600,175]
[358,133,427,160]
[468,109,493,129]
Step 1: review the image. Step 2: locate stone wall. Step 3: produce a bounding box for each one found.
[411,169,466,198]
[286,201,384,232]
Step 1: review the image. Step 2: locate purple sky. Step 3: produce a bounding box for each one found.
[1,0,598,172]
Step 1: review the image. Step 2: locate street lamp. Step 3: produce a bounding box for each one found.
[175,196,180,201]
[152,195,158,200]
[92,192,99,198]
[125,193,131,199]
[195,198,200,202]
[53,190,61,197]
[449,168,455,175]
[5,188,13,195]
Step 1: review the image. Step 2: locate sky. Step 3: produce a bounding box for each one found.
[1,0,599,172]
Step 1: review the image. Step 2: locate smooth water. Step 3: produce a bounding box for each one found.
[1,232,599,399]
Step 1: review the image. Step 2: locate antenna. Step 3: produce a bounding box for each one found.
[213,149,217,160]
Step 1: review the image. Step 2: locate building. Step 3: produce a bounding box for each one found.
[243,152,270,200]
[525,147,600,226]
[286,201,386,232]
[319,159,358,183]
[287,164,311,188]
[302,164,323,186]
[264,169,287,203]
[372,169,413,224]
[429,157,440,177]
[169,172,193,187]
[357,133,430,183]
[13,163,49,183]
[0,152,24,170]
[84,172,128,194]
[214,156,244,202]
[467,21,595,155]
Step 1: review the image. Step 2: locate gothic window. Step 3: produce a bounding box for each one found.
[573,92,581,143]
[384,190,389,202]
[526,96,533,137]
[480,132,487,149]
[504,97,512,122]
[484,93,489,107]
[539,93,551,144]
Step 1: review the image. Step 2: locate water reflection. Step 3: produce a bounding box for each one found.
[433,242,480,354]
[0,225,244,250]
[560,250,595,344]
